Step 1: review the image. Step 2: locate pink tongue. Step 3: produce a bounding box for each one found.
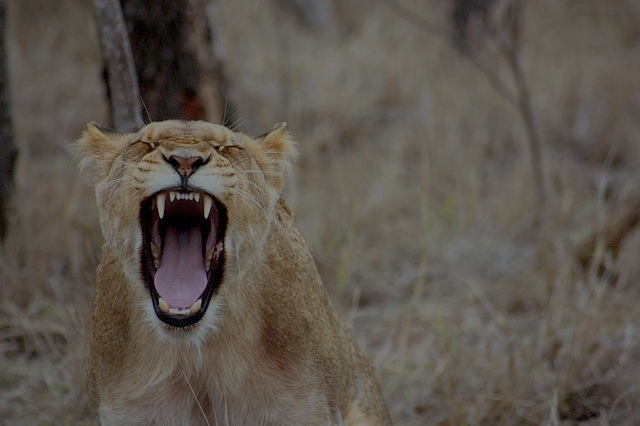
[154,225,207,308]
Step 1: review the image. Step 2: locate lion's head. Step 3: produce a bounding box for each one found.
[77,120,296,331]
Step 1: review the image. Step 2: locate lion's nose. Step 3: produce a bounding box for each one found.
[165,155,205,178]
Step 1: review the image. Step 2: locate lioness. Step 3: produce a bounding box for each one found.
[77,120,391,425]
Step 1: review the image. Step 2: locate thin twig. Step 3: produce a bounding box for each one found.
[384,0,519,108]
[385,0,547,208]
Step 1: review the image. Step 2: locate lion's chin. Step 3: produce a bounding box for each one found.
[140,189,227,328]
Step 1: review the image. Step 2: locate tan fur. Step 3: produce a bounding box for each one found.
[76,120,391,425]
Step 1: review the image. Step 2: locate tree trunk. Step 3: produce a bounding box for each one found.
[185,0,229,124]
[0,0,15,241]
[93,0,142,132]
[121,0,231,124]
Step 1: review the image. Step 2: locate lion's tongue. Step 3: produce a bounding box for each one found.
[154,225,207,308]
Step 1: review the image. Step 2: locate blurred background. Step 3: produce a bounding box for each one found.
[2,0,640,424]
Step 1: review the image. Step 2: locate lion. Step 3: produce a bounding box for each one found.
[76,120,391,425]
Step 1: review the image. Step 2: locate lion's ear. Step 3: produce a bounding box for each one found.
[76,122,129,176]
[254,122,298,192]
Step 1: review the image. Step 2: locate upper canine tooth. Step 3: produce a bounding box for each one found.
[157,193,166,219]
[170,191,177,202]
[204,195,212,219]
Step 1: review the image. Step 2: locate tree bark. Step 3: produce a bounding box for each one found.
[0,0,15,241]
[93,0,142,132]
[185,0,228,124]
[120,0,231,124]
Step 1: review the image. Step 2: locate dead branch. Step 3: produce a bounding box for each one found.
[385,0,547,209]
[576,196,640,279]
[93,0,142,132]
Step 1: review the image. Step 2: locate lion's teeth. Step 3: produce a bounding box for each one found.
[158,298,170,314]
[157,193,166,219]
[169,191,177,202]
[159,297,201,316]
[169,306,191,315]
[205,248,214,271]
[150,242,160,267]
[190,299,202,313]
[204,195,212,219]
[194,193,200,202]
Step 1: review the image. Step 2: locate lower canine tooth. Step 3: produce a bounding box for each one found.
[190,299,202,313]
[158,298,170,313]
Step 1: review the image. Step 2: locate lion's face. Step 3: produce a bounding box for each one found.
[78,120,295,332]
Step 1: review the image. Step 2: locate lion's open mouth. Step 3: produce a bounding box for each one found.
[140,190,227,328]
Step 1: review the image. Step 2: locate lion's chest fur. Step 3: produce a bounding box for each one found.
[98,347,329,425]
[100,382,322,426]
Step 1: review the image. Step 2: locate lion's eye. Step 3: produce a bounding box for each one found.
[124,139,154,162]
[216,145,243,154]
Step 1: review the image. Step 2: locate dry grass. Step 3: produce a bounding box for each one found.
[2,0,640,424]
